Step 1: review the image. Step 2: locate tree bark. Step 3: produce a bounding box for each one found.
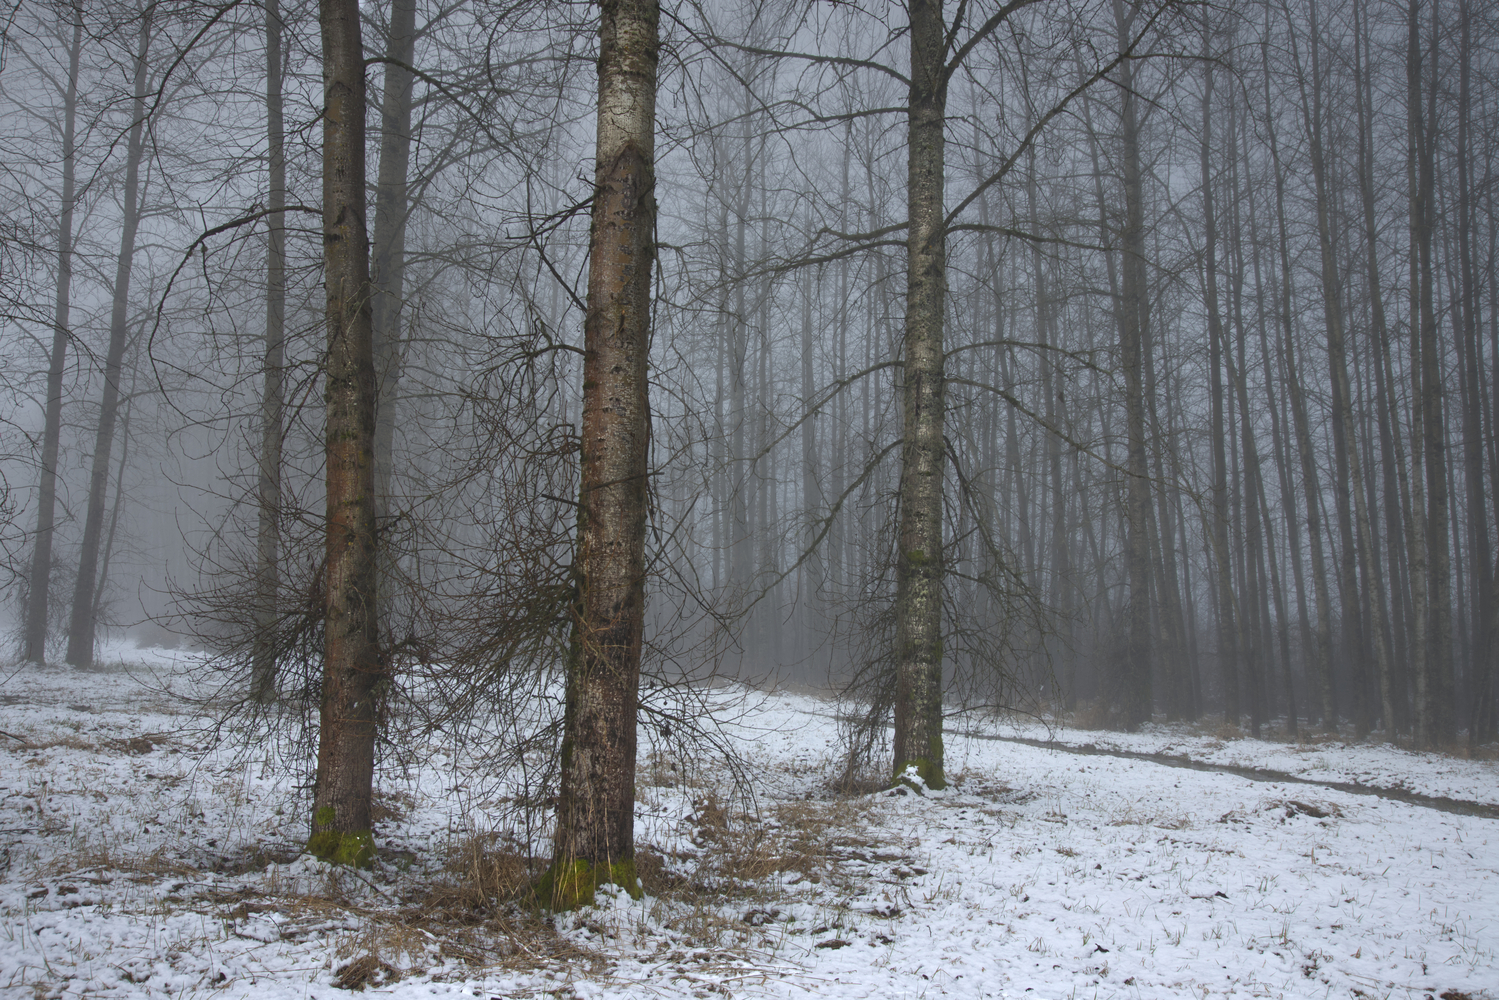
[66,12,150,668]
[1454,0,1495,746]
[1299,0,1389,737]
[370,0,417,626]
[545,0,657,908]
[891,0,947,787]
[24,9,83,664]
[1200,31,1239,727]
[308,0,382,867]
[1409,0,1454,745]
[252,0,287,703]
[1111,0,1152,730]
[1264,35,1335,728]
[1354,0,1405,735]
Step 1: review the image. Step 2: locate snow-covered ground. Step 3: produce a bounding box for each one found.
[1,647,1495,999]
[958,709,1499,811]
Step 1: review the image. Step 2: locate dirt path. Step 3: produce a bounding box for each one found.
[958,729,1499,821]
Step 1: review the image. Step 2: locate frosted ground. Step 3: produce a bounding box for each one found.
[1,645,1495,999]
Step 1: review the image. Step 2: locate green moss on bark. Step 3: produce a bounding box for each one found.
[893,756,947,792]
[536,857,642,911]
[307,819,375,868]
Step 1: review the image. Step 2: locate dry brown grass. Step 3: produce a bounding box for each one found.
[1070,700,1113,731]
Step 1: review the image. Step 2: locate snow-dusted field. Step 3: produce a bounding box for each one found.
[2,647,1495,999]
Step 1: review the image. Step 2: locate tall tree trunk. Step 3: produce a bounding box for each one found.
[545,0,657,908]
[1299,0,1391,737]
[799,255,823,627]
[1265,33,1335,728]
[308,0,382,867]
[1225,82,1269,735]
[370,0,417,627]
[1353,0,1406,734]
[252,0,287,703]
[729,93,752,593]
[1029,150,1076,710]
[24,9,83,663]
[891,0,947,786]
[1404,0,1432,746]
[1201,31,1239,727]
[66,12,150,668]
[1455,0,1494,746]
[1248,183,1299,737]
[1410,0,1454,745]
[1113,0,1152,730]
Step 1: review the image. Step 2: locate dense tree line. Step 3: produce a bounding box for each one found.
[0,0,1494,894]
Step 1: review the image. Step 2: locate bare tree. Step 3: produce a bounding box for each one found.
[542,0,658,909]
[66,6,151,668]
[307,0,383,867]
[23,5,83,663]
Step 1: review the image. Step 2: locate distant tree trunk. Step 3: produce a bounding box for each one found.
[93,384,135,626]
[799,256,823,626]
[1455,0,1495,746]
[1403,0,1432,746]
[1028,150,1076,710]
[307,0,382,867]
[1247,182,1299,737]
[1299,0,1390,737]
[1265,37,1335,728]
[24,9,83,664]
[891,0,947,787]
[1410,0,1454,745]
[729,93,752,593]
[1354,0,1404,734]
[252,0,287,703]
[370,0,417,626]
[1112,0,1152,730]
[544,0,657,908]
[1200,33,1239,727]
[66,13,150,668]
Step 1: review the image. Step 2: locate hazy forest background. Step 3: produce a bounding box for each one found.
[1,0,1496,762]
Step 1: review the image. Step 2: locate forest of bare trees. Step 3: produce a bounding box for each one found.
[1,0,1496,885]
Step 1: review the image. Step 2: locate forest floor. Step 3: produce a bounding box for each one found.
[1,645,1496,999]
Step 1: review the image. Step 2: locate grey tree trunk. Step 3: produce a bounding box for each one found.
[799,257,823,626]
[1300,0,1388,737]
[1354,0,1404,734]
[1454,0,1495,745]
[370,0,418,626]
[1112,0,1152,730]
[66,13,150,668]
[93,384,135,626]
[308,0,383,867]
[1403,0,1432,746]
[1200,34,1239,727]
[24,10,83,664]
[891,0,947,788]
[1265,49,1335,728]
[1409,0,1454,745]
[252,0,287,703]
[545,0,657,908]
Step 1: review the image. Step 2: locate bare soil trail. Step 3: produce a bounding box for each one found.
[957,727,1499,820]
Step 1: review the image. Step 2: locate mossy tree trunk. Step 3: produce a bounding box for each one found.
[309,0,382,868]
[544,0,656,909]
